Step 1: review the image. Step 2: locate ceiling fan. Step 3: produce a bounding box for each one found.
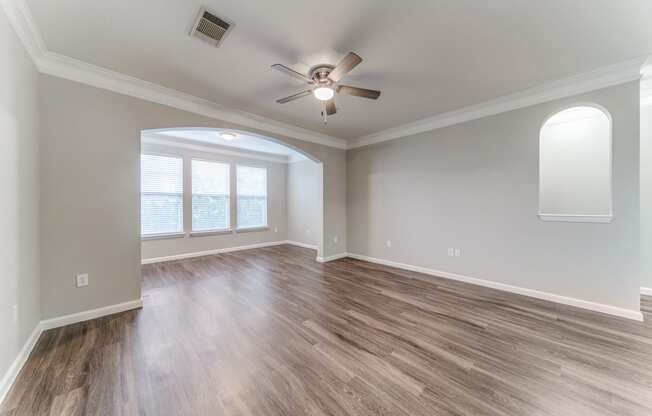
[271,52,381,122]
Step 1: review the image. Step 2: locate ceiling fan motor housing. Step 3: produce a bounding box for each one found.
[308,65,335,85]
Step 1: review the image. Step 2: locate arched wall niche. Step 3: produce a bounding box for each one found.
[538,104,613,223]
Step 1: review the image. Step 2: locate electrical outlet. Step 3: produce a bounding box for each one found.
[273,227,278,233]
[12,304,18,324]
[76,273,89,287]
[448,248,454,256]
[333,236,339,244]
[454,248,461,257]
[306,229,311,235]
[386,240,392,248]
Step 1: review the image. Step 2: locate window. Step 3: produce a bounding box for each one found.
[539,106,612,222]
[192,159,230,232]
[237,165,267,229]
[141,154,183,235]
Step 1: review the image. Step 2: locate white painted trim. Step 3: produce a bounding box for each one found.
[141,240,287,264]
[40,299,144,331]
[349,57,646,149]
[142,135,291,164]
[38,52,347,149]
[141,231,186,241]
[0,0,346,150]
[1,298,143,407]
[285,240,318,250]
[0,323,42,406]
[538,214,614,223]
[641,287,652,296]
[0,0,46,63]
[316,252,348,263]
[2,0,649,150]
[346,253,643,321]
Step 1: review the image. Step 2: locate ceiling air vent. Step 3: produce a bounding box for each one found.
[190,8,233,47]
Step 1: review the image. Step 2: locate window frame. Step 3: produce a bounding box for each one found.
[537,103,614,223]
[140,147,275,240]
[190,157,232,234]
[140,152,185,238]
[235,164,269,231]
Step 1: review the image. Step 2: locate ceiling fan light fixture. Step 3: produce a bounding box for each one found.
[313,86,334,101]
[219,132,238,141]
[272,52,380,117]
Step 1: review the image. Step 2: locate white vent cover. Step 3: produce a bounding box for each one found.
[190,7,233,47]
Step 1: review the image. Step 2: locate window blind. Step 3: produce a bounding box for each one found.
[236,165,267,229]
[192,159,230,232]
[141,154,183,236]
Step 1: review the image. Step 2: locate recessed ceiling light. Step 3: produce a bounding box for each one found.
[313,87,334,101]
[220,132,238,141]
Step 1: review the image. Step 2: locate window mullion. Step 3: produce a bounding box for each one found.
[230,163,237,231]
[183,156,192,235]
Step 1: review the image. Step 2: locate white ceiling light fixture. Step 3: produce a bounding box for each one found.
[220,132,238,141]
[313,86,335,101]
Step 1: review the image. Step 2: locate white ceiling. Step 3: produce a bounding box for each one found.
[26,0,652,140]
[146,128,308,161]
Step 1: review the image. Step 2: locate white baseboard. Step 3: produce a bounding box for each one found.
[316,252,348,263]
[40,299,143,330]
[0,298,143,407]
[2,259,645,408]
[285,240,318,250]
[0,324,42,406]
[141,240,288,264]
[347,253,643,321]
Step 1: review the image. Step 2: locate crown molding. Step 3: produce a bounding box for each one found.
[2,0,649,151]
[0,0,46,62]
[38,52,348,149]
[142,134,299,164]
[0,0,347,150]
[349,57,647,149]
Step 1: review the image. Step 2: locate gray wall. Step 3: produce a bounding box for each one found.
[642,104,652,289]
[287,160,323,249]
[348,82,641,312]
[0,11,41,382]
[39,74,347,319]
[141,141,288,260]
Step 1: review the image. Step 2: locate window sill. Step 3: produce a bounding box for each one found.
[538,214,613,223]
[190,229,233,237]
[236,226,269,233]
[141,232,185,241]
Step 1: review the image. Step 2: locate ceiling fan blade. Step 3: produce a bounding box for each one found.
[271,64,313,83]
[325,99,337,115]
[336,85,381,100]
[276,90,312,104]
[327,52,362,82]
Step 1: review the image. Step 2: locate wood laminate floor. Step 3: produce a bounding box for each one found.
[3,245,652,415]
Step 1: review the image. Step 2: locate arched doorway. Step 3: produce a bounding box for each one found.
[139,127,325,263]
